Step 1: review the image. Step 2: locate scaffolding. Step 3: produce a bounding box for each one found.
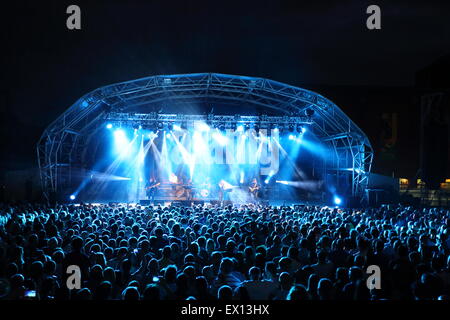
[37,73,373,202]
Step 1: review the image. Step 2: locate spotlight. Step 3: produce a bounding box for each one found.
[212,132,228,146]
[69,194,76,201]
[114,129,126,139]
[288,134,295,140]
[273,127,279,133]
[173,124,182,131]
[237,125,244,132]
[106,123,113,129]
[334,196,342,206]
[265,170,275,184]
[198,123,210,132]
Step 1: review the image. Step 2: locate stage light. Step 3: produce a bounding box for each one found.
[334,196,342,206]
[212,132,228,146]
[173,124,182,131]
[169,173,178,183]
[237,125,244,132]
[289,134,295,140]
[70,194,76,200]
[106,123,113,129]
[273,127,279,133]
[302,127,307,134]
[166,132,172,139]
[114,129,126,139]
[198,123,210,132]
[265,170,275,184]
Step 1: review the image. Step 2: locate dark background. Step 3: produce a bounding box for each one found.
[2,0,450,182]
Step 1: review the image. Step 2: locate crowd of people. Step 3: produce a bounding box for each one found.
[0,202,449,300]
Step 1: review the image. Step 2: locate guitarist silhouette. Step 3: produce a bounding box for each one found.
[146,177,160,202]
[248,178,260,202]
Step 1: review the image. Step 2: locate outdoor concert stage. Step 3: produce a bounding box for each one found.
[37,73,373,207]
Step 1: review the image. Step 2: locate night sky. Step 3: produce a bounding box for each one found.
[2,0,450,173]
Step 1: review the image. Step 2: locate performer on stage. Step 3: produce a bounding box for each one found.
[146,177,160,202]
[218,179,235,204]
[218,180,224,203]
[248,178,260,202]
[185,178,193,201]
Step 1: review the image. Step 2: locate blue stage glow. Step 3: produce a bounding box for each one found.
[334,196,342,205]
[265,170,275,184]
[197,123,210,132]
[212,131,228,146]
[273,127,279,133]
[106,123,113,129]
[288,134,295,140]
[173,124,182,131]
[70,194,76,200]
[114,129,128,148]
[237,125,244,132]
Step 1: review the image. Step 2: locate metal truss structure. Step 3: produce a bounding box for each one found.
[103,112,313,130]
[37,73,373,201]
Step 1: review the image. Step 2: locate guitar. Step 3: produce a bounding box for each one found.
[145,182,160,190]
[248,185,260,194]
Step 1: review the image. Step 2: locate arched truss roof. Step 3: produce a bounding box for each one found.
[37,73,373,200]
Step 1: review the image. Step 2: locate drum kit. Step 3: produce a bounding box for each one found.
[173,183,210,199]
